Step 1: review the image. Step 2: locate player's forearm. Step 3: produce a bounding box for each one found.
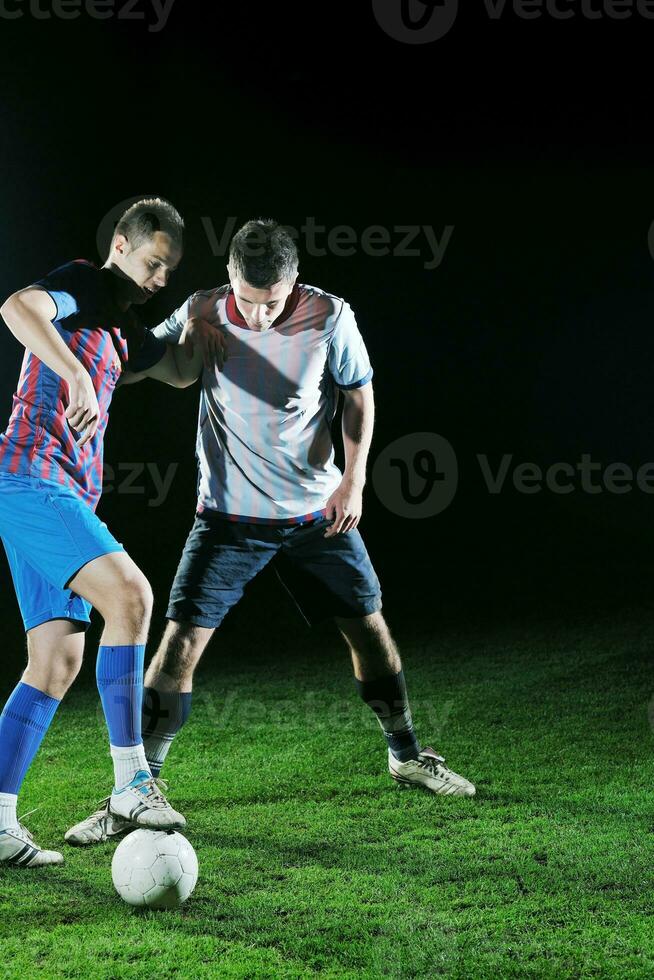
[1,292,84,385]
[171,341,203,387]
[341,389,375,487]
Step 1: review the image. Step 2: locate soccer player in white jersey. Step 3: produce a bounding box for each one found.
[66,219,475,845]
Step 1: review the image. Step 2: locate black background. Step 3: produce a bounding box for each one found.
[1,0,653,680]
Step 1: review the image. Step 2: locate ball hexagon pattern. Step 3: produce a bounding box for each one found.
[111,829,198,909]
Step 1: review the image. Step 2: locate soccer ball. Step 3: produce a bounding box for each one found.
[111,829,198,909]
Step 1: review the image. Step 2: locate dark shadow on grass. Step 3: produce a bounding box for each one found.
[0,867,111,928]
[470,787,654,823]
[190,822,488,881]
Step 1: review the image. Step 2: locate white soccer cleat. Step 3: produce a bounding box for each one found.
[109,771,186,830]
[0,824,64,867]
[65,798,132,847]
[389,746,476,797]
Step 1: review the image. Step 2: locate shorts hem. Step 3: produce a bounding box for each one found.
[356,598,383,617]
[23,609,92,632]
[317,596,383,625]
[59,544,125,591]
[165,608,223,630]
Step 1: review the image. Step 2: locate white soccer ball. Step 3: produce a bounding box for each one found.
[111,829,198,909]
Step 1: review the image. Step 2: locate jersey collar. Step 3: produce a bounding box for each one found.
[226,284,301,329]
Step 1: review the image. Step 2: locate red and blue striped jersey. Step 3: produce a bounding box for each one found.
[0,260,166,511]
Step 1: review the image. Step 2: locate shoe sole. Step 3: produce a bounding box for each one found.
[0,855,64,871]
[390,772,476,797]
[391,773,420,790]
[1,856,64,867]
[109,797,186,829]
[110,808,186,832]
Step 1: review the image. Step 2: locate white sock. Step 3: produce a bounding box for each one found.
[0,792,19,831]
[110,744,150,789]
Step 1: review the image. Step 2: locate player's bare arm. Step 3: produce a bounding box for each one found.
[0,287,99,447]
[324,382,375,538]
[120,341,201,389]
[119,317,226,388]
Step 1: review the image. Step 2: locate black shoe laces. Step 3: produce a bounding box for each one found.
[418,753,448,775]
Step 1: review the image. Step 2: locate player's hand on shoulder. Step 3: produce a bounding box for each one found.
[324,478,364,537]
[181,316,228,372]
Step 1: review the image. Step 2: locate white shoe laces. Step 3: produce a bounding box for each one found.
[17,805,41,823]
[86,777,173,821]
[13,825,36,844]
[13,805,44,844]
[75,798,112,825]
[137,776,171,809]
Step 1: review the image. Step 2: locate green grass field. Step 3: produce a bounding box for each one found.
[1,606,654,979]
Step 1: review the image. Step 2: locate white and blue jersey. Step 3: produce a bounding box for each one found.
[154,283,373,525]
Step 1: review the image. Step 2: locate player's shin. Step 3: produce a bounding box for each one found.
[142,688,192,777]
[96,644,150,788]
[0,683,60,829]
[355,669,421,762]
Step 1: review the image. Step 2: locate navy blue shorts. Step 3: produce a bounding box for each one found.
[166,511,383,629]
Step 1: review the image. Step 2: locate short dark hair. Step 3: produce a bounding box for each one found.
[228,219,298,288]
[113,197,184,252]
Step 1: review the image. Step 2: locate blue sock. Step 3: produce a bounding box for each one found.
[96,645,145,748]
[0,683,60,795]
[142,688,192,777]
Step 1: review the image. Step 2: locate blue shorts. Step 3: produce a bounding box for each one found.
[167,511,383,629]
[0,474,124,632]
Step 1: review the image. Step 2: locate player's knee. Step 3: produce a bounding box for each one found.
[338,610,385,643]
[124,578,153,630]
[337,611,396,658]
[27,641,83,696]
[362,611,388,633]
[161,624,207,677]
[54,646,84,687]
[105,572,153,628]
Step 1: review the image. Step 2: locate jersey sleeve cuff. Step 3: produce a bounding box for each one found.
[337,368,373,391]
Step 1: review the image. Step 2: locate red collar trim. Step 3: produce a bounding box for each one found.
[226,284,301,329]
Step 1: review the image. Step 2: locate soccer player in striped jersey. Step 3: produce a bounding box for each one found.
[66,218,475,847]
[0,198,208,867]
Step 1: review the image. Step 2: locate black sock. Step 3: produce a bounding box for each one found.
[142,688,193,777]
[355,669,421,762]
